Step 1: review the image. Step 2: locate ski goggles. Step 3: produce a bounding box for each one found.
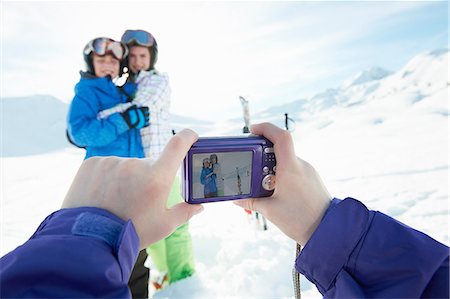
[121,29,155,47]
[83,37,128,61]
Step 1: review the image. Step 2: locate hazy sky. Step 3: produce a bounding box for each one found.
[1,1,448,121]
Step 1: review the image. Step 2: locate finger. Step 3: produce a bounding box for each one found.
[165,202,204,229]
[154,129,199,174]
[234,198,263,214]
[250,122,296,165]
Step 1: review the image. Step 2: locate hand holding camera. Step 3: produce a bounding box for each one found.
[181,122,332,246]
[62,129,204,249]
[233,123,332,246]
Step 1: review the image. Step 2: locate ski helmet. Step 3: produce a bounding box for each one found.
[83,37,128,75]
[121,29,158,71]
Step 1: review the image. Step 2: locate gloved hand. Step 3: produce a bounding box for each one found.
[121,105,150,129]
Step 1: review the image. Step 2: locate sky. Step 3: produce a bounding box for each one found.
[1,1,448,121]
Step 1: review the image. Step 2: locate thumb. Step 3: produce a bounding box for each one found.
[165,202,204,229]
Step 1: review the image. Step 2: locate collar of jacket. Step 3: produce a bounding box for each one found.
[79,70,113,80]
[77,71,137,99]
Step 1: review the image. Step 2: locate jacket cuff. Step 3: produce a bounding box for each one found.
[32,207,139,280]
[295,198,373,293]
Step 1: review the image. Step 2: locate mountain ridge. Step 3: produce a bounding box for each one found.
[253,49,448,125]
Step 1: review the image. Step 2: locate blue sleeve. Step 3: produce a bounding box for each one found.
[0,207,139,298]
[67,85,130,147]
[296,198,449,298]
[200,168,207,185]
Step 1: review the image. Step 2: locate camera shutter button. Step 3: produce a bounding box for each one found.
[262,174,276,191]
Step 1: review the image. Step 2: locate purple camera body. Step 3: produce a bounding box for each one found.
[182,135,276,204]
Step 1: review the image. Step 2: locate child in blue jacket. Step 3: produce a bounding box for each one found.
[200,157,218,198]
[67,37,150,159]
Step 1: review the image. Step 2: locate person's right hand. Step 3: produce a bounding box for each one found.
[121,105,150,129]
[234,123,332,246]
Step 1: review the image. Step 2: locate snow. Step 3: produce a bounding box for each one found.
[1,49,449,298]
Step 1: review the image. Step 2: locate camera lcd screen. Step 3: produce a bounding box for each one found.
[191,151,253,199]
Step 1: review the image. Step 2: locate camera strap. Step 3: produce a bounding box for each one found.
[292,243,302,299]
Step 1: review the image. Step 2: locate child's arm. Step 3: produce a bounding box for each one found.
[97,102,134,120]
[96,71,170,120]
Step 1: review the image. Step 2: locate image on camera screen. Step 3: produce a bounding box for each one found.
[192,151,253,199]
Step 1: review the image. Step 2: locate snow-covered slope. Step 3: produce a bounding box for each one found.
[1,95,71,157]
[1,49,448,298]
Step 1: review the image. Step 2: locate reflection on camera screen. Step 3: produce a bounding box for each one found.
[192,151,253,199]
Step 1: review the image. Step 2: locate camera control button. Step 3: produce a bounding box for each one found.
[263,166,269,174]
[262,174,276,191]
[264,147,274,154]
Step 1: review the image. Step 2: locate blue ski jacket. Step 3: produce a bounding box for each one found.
[0,198,448,298]
[67,73,144,159]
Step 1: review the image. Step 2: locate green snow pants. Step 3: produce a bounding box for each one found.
[146,176,196,283]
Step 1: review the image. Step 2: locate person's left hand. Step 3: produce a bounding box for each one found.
[62,129,204,249]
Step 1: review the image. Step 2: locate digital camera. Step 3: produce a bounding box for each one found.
[182,135,277,204]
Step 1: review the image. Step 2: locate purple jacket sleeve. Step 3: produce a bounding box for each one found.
[296,198,449,298]
[0,207,140,298]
